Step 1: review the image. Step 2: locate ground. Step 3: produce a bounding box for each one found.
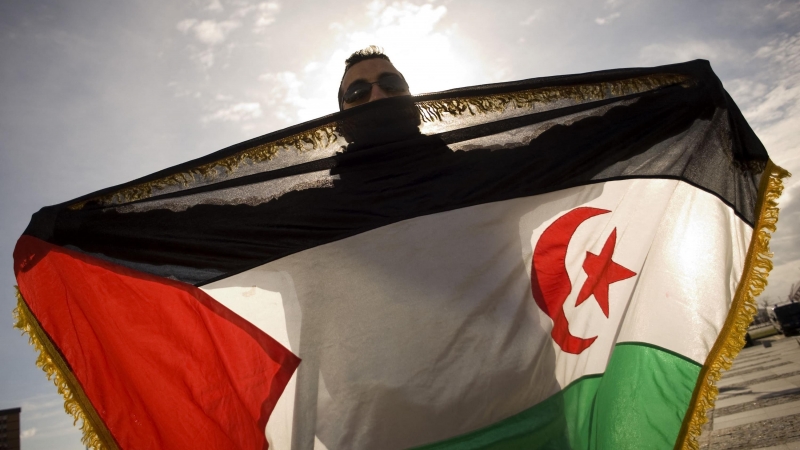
[701,333,800,449]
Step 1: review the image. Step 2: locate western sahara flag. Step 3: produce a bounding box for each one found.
[13,60,789,449]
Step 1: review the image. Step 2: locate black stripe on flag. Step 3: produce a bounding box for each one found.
[24,60,768,286]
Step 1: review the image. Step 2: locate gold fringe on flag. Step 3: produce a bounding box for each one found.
[13,287,119,450]
[676,160,791,450]
[67,124,340,210]
[415,73,691,122]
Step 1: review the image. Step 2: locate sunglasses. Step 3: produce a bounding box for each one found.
[342,74,409,105]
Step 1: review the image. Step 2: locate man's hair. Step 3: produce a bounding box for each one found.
[338,46,393,110]
[344,45,391,71]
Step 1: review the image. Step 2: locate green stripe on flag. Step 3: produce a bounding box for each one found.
[413,343,701,450]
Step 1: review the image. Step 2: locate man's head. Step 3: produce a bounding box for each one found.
[338,46,411,110]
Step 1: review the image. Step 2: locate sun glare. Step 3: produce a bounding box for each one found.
[259,1,490,124]
[339,1,482,95]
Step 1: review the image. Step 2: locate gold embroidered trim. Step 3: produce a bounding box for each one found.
[416,73,691,122]
[68,124,339,210]
[676,160,791,450]
[13,287,119,450]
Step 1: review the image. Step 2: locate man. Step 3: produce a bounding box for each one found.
[338,46,411,110]
[336,46,421,148]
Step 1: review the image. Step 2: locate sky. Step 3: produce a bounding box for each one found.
[1,0,799,447]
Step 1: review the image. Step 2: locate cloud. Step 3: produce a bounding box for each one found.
[744,83,800,124]
[176,3,280,69]
[20,427,36,439]
[734,33,800,179]
[520,11,541,26]
[231,1,281,31]
[771,184,800,266]
[191,20,240,45]
[595,12,620,25]
[754,32,800,64]
[766,0,800,20]
[203,102,263,122]
[638,40,744,66]
[192,48,215,69]
[183,19,239,45]
[176,19,197,33]
[745,33,800,124]
[259,72,302,98]
[175,18,240,68]
[20,396,65,414]
[725,78,770,109]
[258,71,307,122]
[733,32,800,304]
[254,2,281,31]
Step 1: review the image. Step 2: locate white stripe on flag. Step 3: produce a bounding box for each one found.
[201,178,751,449]
[200,271,300,450]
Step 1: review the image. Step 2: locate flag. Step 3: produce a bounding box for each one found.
[13,59,789,449]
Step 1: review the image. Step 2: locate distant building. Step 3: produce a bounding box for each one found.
[790,282,800,303]
[753,306,770,324]
[0,407,20,450]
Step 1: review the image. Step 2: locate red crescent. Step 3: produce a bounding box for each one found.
[531,207,610,354]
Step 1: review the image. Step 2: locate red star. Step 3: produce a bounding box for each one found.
[575,228,636,317]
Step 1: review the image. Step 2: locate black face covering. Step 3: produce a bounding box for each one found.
[337,95,421,151]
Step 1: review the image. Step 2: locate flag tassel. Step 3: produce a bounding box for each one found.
[676,160,791,450]
[13,287,119,450]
